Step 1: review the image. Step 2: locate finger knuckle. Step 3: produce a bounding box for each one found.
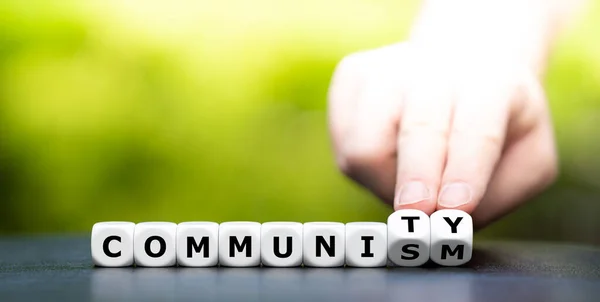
[480,132,504,148]
[451,126,504,149]
[400,120,449,142]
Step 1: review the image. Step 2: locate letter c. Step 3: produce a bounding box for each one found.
[103,235,122,258]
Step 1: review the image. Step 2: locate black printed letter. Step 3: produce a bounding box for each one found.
[441,244,464,260]
[316,236,335,257]
[401,244,420,260]
[273,237,293,258]
[360,236,374,257]
[230,236,252,257]
[443,217,463,233]
[187,236,209,258]
[103,236,121,258]
[401,216,420,233]
[145,236,166,258]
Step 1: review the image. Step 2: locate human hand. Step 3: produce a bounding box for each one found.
[327,42,558,229]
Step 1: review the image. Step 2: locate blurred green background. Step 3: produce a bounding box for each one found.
[1,1,599,244]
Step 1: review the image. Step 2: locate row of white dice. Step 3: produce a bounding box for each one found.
[92,209,472,268]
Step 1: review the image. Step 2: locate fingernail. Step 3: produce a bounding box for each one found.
[438,182,472,208]
[396,181,431,206]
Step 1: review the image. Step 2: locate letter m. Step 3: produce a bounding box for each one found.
[441,244,464,260]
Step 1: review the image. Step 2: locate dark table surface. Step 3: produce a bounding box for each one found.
[1,236,600,302]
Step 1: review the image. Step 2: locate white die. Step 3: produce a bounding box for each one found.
[387,210,430,267]
[219,222,261,267]
[176,222,219,267]
[261,222,303,267]
[133,222,177,267]
[430,209,473,266]
[91,222,135,267]
[303,222,345,267]
[345,222,387,267]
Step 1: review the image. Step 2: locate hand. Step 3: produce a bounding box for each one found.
[328,42,558,229]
